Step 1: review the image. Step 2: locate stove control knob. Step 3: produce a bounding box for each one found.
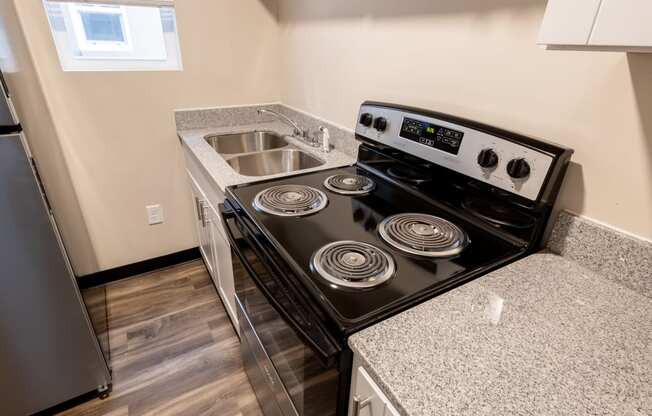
[507,158,531,179]
[360,113,373,127]
[373,117,388,132]
[477,148,499,169]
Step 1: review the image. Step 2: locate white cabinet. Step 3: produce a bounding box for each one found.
[538,0,602,46]
[538,0,652,52]
[590,0,652,47]
[186,166,238,331]
[211,220,238,329]
[189,177,216,276]
[349,366,399,416]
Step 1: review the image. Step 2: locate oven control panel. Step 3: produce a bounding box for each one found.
[355,104,555,201]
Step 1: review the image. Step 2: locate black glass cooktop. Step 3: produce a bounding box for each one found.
[227,165,524,331]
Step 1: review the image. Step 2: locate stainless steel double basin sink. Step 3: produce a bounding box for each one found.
[204,131,324,176]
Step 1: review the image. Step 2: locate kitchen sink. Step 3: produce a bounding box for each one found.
[205,131,288,154]
[227,149,325,176]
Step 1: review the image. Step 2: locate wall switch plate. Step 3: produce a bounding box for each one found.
[146,204,164,225]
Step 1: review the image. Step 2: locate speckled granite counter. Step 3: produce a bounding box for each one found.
[176,105,358,191]
[349,212,652,416]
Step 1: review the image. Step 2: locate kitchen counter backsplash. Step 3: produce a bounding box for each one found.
[175,103,359,157]
[175,104,283,130]
[274,105,360,157]
[547,211,652,298]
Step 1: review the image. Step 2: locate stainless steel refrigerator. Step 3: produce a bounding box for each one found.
[0,71,111,415]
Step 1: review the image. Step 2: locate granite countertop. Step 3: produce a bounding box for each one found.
[178,121,357,192]
[349,214,651,416]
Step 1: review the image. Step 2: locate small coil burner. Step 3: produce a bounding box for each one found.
[324,174,376,195]
[253,185,328,217]
[311,241,395,289]
[379,213,469,257]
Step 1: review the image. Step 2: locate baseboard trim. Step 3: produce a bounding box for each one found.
[32,388,105,416]
[78,248,201,289]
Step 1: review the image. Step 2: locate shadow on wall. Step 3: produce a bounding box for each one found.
[274,0,544,21]
[258,0,279,20]
[556,162,586,216]
[628,54,652,209]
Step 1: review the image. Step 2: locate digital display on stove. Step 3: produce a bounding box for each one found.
[399,117,464,155]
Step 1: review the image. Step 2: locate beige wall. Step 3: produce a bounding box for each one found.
[9,0,281,273]
[0,0,98,274]
[4,0,650,276]
[278,0,652,240]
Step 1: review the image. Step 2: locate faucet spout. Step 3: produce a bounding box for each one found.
[258,108,305,138]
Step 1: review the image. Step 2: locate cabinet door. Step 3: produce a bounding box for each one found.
[538,0,601,46]
[189,177,215,276]
[351,366,399,416]
[202,202,238,330]
[590,0,652,47]
[187,169,237,330]
[211,225,238,328]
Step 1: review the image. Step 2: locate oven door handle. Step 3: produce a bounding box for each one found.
[219,200,315,328]
[219,202,339,366]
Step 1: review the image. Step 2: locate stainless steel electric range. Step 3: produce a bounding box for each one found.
[219,102,573,416]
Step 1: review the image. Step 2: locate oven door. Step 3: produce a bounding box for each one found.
[220,202,341,416]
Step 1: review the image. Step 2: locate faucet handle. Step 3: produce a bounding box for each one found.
[319,126,330,139]
[318,126,331,152]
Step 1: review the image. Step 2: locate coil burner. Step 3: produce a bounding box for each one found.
[379,213,469,257]
[323,174,376,196]
[253,185,328,217]
[311,241,395,289]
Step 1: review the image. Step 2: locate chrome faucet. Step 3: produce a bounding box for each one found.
[257,108,307,139]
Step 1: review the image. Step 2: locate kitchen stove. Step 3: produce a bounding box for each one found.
[220,102,573,416]
[323,174,375,195]
[227,165,520,323]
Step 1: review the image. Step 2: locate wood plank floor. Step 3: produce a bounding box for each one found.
[61,260,263,416]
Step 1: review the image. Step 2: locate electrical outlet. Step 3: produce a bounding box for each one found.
[146,204,164,225]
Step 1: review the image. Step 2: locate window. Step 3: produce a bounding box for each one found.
[72,5,131,52]
[44,1,182,71]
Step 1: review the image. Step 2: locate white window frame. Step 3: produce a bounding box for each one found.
[43,0,182,72]
[69,4,133,53]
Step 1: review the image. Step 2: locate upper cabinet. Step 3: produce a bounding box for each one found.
[538,0,652,52]
[590,1,652,47]
[538,0,602,46]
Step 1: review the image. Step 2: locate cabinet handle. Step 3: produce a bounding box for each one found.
[353,395,372,416]
[194,197,203,221]
[199,201,210,227]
